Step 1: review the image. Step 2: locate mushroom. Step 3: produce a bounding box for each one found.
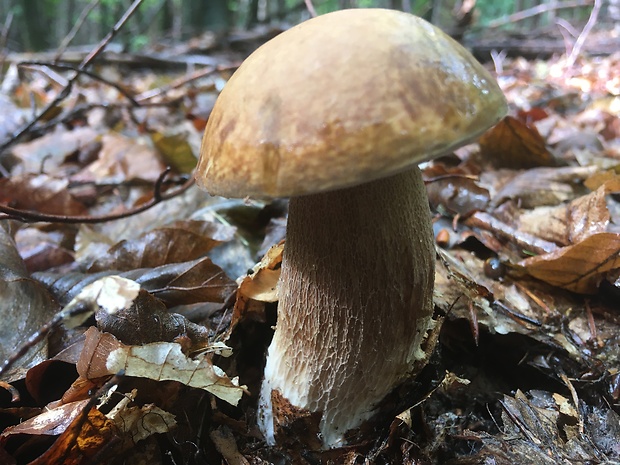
[195,8,507,449]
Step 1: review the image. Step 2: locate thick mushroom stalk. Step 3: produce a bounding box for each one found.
[258,167,435,448]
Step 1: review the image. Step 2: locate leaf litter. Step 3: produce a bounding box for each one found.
[0,26,620,465]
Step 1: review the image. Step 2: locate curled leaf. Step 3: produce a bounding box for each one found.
[479,116,555,169]
[520,233,620,294]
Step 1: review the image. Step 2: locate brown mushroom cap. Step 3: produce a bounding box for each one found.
[195,8,506,199]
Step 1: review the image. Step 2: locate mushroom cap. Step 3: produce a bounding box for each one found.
[195,8,507,199]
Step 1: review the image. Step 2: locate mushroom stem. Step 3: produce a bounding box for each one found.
[258,167,435,448]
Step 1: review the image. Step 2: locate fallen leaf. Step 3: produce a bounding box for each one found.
[151,131,197,173]
[0,225,58,377]
[520,233,620,294]
[479,116,556,169]
[0,174,88,216]
[87,219,233,272]
[77,327,246,406]
[491,165,597,208]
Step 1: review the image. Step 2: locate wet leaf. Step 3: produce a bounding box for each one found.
[88,220,234,272]
[0,225,57,376]
[0,174,88,216]
[425,175,490,216]
[521,233,620,294]
[479,116,556,169]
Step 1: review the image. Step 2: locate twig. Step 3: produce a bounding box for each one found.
[486,0,593,29]
[565,0,602,67]
[54,0,101,62]
[304,0,317,17]
[0,11,14,72]
[0,0,145,157]
[19,61,139,106]
[0,169,195,224]
[135,63,239,103]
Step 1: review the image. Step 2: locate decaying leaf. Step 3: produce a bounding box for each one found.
[469,390,620,464]
[107,390,176,447]
[60,275,141,329]
[479,116,556,169]
[0,225,58,376]
[521,232,620,294]
[26,404,118,465]
[1,399,89,437]
[7,126,99,175]
[237,243,283,303]
[71,133,166,184]
[77,327,246,406]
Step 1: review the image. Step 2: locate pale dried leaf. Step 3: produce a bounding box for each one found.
[78,328,246,406]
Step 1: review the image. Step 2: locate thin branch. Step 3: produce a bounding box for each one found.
[486,0,593,29]
[54,0,102,62]
[19,61,139,106]
[0,0,145,156]
[135,63,239,103]
[0,169,195,224]
[0,11,14,71]
[304,0,318,17]
[565,0,602,67]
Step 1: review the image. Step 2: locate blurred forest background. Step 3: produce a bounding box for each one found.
[1,0,618,55]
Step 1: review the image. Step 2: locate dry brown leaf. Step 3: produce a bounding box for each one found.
[520,232,620,294]
[35,256,236,308]
[94,289,210,347]
[87,220,233,272]
[0,174,88,216]
[584,170,620,193]
[479,116,556,169]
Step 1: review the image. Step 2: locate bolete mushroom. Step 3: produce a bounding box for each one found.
[195,8,507,449]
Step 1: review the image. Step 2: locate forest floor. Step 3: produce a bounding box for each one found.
[0,22,620,465]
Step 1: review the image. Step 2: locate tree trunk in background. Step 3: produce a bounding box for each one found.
[245,0,260,28]
[605,0,620,26]
[22,0,48,50]
[187,0,231,34]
